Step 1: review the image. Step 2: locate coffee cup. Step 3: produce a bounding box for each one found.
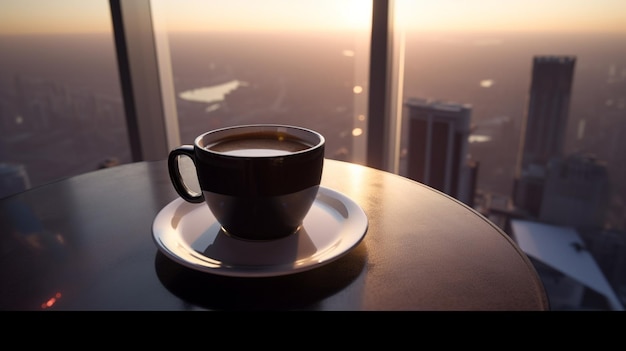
[168,124,325,241]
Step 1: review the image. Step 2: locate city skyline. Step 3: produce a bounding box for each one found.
[2,30,624,208]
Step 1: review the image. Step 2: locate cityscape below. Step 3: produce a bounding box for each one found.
[1,30,625,309]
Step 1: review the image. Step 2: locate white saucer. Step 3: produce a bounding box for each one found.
[152,186,368,277]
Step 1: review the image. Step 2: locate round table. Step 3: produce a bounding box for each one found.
[0,159,549,310]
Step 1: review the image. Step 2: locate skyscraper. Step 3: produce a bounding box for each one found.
[403,98,476,205]
[514,56,576,216]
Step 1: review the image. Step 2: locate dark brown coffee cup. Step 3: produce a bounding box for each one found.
[168,124,325,241]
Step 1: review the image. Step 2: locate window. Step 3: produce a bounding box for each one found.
[0,0,129,197]
[394,0,626,310]
[2,0,625,310]
[150,0,372,164]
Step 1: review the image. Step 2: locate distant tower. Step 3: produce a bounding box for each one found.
[404,98,476,205]
[514,56,576,216]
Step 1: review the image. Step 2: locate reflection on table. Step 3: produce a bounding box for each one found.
[0,159,549,310]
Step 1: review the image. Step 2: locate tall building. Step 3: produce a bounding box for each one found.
[514,56,576,216]
[403,98,476,206]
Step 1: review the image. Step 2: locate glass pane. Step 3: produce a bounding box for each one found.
[151,0,372,164]
[395,0,626,310]
[0,0,129,198]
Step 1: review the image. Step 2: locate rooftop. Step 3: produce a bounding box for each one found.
[510,219,624,310]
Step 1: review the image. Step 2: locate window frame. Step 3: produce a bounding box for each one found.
[109,0,399,169]
[109,0,180,162]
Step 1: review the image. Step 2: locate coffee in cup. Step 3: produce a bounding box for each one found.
[168,124,325,241]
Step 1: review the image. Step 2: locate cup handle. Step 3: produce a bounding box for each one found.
[168,145,204,203]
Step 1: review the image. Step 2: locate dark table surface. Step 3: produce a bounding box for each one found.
[0,159,549,310]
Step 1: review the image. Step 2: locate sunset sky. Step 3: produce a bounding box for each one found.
[1,0,626,34]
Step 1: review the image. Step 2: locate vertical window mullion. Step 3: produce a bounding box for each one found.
[109,0,180,162]
[368,0,401,173]
[367,0,390,170]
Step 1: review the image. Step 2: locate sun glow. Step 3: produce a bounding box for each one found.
[394,0,626,33]
[338,0,373,30]
[1,0,625,34]
[153,0,373,33]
